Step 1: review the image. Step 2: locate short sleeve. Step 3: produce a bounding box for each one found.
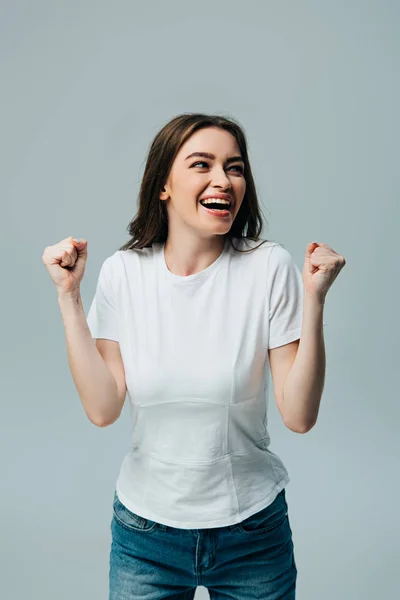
[267,244,303,349]
[86,256,119,341]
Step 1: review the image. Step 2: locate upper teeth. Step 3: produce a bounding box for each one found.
[200,198,230,205]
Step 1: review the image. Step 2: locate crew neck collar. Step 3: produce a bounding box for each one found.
[156,237,229,285]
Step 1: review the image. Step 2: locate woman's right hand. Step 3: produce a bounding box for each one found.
[42,236,88,296]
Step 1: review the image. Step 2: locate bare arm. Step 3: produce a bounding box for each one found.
[281,293,326,433]
[58,291,125,427]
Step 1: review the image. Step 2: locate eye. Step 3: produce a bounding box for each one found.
[191,161,244,173]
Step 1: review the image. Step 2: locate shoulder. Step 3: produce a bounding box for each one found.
[229,238,293,265]
[114,245,157,262]
[99,250,123,274]
[257,242,300,276]
[104,246,155,268]
[229,237,277,255]
[95,250,129,285]
[231,240,301,286]
[99,246,158,283]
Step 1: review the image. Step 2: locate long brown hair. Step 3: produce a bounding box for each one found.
[119,113,269,253]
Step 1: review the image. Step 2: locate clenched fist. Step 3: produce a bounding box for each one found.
[42,236,88,295]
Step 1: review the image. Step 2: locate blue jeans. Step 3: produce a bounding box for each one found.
[109,488,297,599]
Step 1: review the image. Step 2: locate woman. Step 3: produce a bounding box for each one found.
[42,113,345,599]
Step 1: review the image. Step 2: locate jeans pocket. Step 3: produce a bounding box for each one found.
[112,492,157,533]
[236,489,288,535]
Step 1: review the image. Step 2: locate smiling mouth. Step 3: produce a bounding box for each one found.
[199,199,232,211]
[199,203,232,218]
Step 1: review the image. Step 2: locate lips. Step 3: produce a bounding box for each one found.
[199,203,232,218]
[199,193,233,204]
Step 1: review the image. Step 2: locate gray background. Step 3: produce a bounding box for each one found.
[2,1,399,598]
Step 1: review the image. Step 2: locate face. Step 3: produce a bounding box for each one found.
[159,127,246,239]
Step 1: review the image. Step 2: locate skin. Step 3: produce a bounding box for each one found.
[159,126,246,276]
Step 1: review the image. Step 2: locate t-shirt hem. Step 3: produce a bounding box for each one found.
[269,328,302,349]
[115,475,290,530]
[89,332,119,341]
[86,321,119,341]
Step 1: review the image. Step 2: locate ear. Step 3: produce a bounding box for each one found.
[159,186,169,201]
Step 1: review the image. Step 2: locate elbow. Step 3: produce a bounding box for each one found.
[89,416,110,428]
[92,419,112,428]
[88,412,119,428]
[284,419,316,434]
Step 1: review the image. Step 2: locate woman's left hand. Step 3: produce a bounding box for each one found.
[302,242,346,301]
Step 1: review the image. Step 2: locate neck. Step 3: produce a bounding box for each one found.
[163,234,226,277]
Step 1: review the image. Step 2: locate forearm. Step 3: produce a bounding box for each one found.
[58,292,121,426]
[282,293,326,433]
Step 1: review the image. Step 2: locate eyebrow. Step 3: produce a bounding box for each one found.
[184,151,244,164]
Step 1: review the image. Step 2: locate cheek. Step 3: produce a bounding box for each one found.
[237,183,245,197]
[233,176,246,191]
[178,178,203,197]
[235,193,245,213]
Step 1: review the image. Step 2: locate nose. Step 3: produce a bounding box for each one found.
[211,168,232,190]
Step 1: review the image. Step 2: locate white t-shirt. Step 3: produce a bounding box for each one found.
[86,237,303,529]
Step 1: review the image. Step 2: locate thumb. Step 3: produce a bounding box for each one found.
[305,242,319,273]
[72,238,87,251]
[306,241,319,256]
[71,238,88,260]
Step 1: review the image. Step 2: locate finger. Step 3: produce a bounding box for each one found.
[60,250,73,267]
